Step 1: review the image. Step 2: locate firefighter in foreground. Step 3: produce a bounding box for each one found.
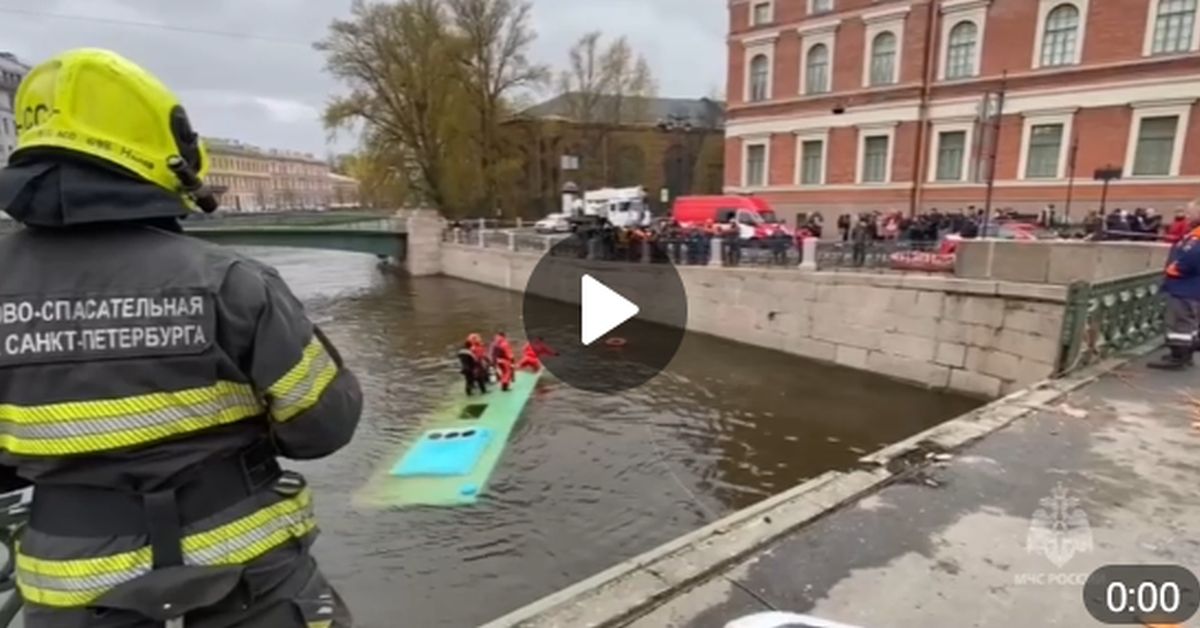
[1151,216,1200,370]
[0,49,362,626]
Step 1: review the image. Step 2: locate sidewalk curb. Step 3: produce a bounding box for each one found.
[480,343,1158,628]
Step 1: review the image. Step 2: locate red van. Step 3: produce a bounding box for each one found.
[671,195,790,240]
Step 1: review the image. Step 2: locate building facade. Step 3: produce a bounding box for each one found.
[726,0,1200,220]
[504,95,727,216]
[329,173,362,209]
[205,138,354,211]
[0,52,30,168]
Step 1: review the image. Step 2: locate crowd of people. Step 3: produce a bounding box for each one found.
[455,332,556,395]
[835,209,985,243]
[553,217,809,266]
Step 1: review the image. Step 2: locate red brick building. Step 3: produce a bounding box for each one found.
[725,0,1200,221]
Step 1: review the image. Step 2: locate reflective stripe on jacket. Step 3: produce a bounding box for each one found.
[0,224,362,610]
[17,488,315,607]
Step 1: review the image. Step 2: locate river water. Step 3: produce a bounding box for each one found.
[247,247,980,628]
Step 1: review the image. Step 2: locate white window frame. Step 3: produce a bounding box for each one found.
[794,128,830,185]
[798,20,839,96]
[1143,0,1200,56]
[743,34,778,103]
[928,118,976,183]
[1016,109,1076,180]
[809,0,834,16]
[743,137,772,188]
[938,0,990,81]
[750,0,775,26]
[862,7,908,87]
[1124,100,1194,178]
[856,123,897,184]
[1032,0,1089,69]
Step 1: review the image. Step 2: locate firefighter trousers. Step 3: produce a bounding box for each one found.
[23,550,352,628]
[1164,294,1200,350]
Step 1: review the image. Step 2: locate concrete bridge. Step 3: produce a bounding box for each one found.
[0,210,445,274]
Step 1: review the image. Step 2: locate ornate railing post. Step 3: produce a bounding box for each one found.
[1055,281,1091,376]
[1054,271,1164,376]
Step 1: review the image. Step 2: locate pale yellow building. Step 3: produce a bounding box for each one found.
[204,138,273,212]
[329,173,361,209]
[204,138,358,212]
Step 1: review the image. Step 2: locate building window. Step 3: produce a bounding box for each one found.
[1025,123,1064,178]
[745,143,767,187]
[1151,0,1197,54]
[811,0,833,15]
[800,140,824,184]
[862,135,889,183]
[945,21,978,79]
[869,32,898,86]
[1040,4,1080,67]
[749,54,770,102]
[935,131,966,181]
[1132,115,1180,176]
[752,1,772,25]
[805,44,830,94]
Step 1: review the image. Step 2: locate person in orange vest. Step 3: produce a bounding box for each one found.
[1151,221,1200,369]
[458,341,489,395]
[467,333,487,361]
[517,337,558,372]
[490,332,514,391]
[516,341,542,372]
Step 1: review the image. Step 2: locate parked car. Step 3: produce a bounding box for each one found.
[535,213,571,233]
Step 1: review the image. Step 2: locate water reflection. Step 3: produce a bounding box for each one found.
[240,247,979,628]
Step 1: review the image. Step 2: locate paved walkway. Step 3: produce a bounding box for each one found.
[628,354,1200,627]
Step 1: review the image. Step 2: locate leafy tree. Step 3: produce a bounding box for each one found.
[337,142,410,209]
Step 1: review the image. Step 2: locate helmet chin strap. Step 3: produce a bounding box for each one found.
[167,155,219,213]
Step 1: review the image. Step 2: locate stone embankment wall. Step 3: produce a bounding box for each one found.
[440,244,1067,398]
[956,239,1168,284]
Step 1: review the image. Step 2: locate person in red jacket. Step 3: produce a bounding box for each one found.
[490,332,514,391]
[517,337,558,372]
[1165,210,1190,244]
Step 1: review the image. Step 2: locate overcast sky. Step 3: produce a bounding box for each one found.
[0,0,726,157]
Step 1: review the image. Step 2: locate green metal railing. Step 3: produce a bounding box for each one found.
[1055,270,1164,375]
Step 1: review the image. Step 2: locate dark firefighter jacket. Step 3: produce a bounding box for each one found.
[1165,226,1200,301]
[0,155,363,624]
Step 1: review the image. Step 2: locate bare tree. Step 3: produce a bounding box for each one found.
[447,0,549,213]
[598,37,657,125]
[556,31,608,123]
[317,0,470,212]
[555,32,659,185]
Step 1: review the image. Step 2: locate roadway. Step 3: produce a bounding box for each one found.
[623,352,1200,627]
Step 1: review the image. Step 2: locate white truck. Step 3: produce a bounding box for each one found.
[566,186,651,229]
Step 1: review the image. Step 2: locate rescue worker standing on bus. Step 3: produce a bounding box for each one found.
[0,49,362,627]
[1151,219,1200,370]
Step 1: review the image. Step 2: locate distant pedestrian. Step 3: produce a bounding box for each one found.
[1166,210,1190,244]
[851,216,871,267]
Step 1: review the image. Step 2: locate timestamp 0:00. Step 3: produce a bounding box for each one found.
[1083,564,1200,624]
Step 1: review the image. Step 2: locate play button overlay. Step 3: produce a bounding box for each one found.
[580,275,639,345]
[522,235,688,394]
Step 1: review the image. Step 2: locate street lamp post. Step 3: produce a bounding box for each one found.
[658,113,702,211]
[1063,133,1080,224]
